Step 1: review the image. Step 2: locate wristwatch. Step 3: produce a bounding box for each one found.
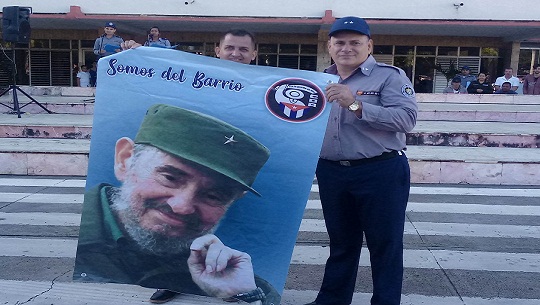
[348,100,360,112]
[226,287,266,304]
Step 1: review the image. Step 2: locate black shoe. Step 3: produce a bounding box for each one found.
[149,289,179,304]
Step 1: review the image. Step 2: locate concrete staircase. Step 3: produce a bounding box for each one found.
[0,87,539,185]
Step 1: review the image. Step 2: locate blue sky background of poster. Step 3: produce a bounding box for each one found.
[84,47,337,294]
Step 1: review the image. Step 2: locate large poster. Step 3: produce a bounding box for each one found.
[73,47,337,302]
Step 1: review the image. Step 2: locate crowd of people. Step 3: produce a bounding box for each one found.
[442,65,539,95]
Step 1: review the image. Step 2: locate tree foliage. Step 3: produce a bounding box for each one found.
[436,60,460,84]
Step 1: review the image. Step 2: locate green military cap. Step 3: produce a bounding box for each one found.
[134,104,270,196]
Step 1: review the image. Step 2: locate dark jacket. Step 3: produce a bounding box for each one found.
[467,80,494,94]
[73,184,280,305]
[523,74,540,95]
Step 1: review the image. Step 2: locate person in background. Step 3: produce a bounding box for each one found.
[305,16,417,305]
[144,26,172,48]
[89,61,97,87]
[467,72,493,94]
[94,22,124,59]
[494,81,518,94]
[214,29,258,64]
[443,77,468,94]
[76,65,91,87]
[522,64,540,95]
[455,65,476,89]
[148,29,259,304]
[494,68,520,91]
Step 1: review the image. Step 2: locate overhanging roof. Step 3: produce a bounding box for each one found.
[5,7,540,42]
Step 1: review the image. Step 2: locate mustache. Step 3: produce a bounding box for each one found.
[142,199,211,233]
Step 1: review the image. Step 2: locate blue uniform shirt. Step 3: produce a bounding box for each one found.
[94,35,124,57]
[320,55,418,160]
[144,38,172,48]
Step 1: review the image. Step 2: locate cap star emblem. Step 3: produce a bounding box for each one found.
[224,135,238,145]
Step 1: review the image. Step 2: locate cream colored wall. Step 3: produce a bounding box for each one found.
[2,0,539,21]
[330,1,537,21]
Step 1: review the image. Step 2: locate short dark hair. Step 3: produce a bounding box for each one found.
[149,26,160,32]
[219,29,256,48]
[533,64,540,69]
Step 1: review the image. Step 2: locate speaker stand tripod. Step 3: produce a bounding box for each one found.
[0,47,52,118]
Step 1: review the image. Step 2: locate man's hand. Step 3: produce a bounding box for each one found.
[188,234,257,298]
[326,83,358,110]
[121,40,142,50]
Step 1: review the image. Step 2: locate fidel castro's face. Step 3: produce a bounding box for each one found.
[115,140,245,241]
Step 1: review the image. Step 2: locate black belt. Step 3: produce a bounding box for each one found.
[324,150,403,167]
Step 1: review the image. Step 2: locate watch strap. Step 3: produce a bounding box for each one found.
[226,287,266,303]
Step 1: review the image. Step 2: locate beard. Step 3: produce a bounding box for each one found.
[109,183,216,256]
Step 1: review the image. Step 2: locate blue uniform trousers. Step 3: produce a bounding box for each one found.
[314,153,410,305]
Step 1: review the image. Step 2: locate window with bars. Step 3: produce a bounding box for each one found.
[257,43,317,71]
[176,41,317,70]
[0,39,75,87]
[0,48,30,88]
[372,45,500,93]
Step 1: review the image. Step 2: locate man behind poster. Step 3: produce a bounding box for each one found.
[73,104,279,304]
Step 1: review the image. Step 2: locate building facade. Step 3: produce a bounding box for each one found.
[1,0,539,92]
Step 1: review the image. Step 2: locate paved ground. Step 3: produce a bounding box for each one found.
[0,176,539,304]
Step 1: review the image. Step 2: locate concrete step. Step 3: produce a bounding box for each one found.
[4,98,540,122]
[3,90,540,122]
[2,113,538,148]
[0,113,93,139]
[0,138,538,185]
[0,86,95,115]
[0,138,89,176]
[407,145,540,185]
[418,102,540,123]
[416,93,540,105]
[0,95,94,115]
[408,121,540,148]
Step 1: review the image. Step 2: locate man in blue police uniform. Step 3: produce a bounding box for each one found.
[455,66,476,89]
[144,26,172,48]
[306,17,417,305]
[94,22,124,58]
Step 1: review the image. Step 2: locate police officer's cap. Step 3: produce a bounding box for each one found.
[134,104,270,196]
[105,22,116,29]
[329,16,371,38]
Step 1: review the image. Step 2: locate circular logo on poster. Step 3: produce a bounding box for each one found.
[265,78,326,123]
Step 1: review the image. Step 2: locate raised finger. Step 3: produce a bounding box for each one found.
[190,234,223,251]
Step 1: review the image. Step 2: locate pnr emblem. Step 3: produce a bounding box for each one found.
[265,78,326,123]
